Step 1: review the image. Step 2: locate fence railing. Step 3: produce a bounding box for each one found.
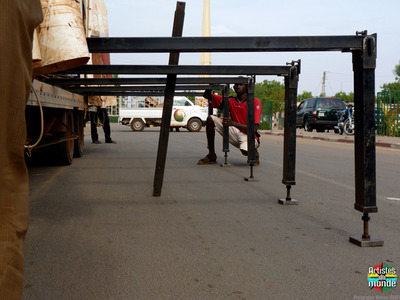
[377,91,400,137]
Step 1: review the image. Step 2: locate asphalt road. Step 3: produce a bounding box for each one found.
[23,124,400,300]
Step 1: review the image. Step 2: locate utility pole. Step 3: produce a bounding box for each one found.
[197,0,211,106]
[321,71,326,97]
[200,0,211,67]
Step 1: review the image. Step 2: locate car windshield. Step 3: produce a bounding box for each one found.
[317,99,345,109]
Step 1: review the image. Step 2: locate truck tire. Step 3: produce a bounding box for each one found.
[187,118,202,132]
[131,118,145,131]
[73,110,84,158]
[51,110,74,165]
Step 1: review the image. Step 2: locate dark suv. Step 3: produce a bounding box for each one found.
[296,97,346,132]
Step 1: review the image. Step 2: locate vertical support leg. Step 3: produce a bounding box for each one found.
[349,35,383,246]
[244,76,259,182]
[279,63,299,205]
[153,2,185,197]
[221,84,231,167]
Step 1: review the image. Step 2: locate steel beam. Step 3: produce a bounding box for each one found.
[153,1,185,197]
[279,63,299,205]
[220,84,231,167]
[349,35,383,247]
[43,76,251,86]
[66,84,225,93]
[244,76,259,182]
[54,65,292,76]
[86,35,367,53]
[73,91,205,97]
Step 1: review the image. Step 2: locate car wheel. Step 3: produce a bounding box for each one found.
[304,120,313,132]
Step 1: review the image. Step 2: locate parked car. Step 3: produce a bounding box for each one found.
[296,97,346,132]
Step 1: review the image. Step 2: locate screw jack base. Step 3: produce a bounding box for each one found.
[349,236,384,247]
[244,164,259,182]
[278,198,299,205]
[244,176,259,182]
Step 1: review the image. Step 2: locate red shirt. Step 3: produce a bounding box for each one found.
[211,94,262,135]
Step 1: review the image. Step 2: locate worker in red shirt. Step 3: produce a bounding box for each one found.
[198,82,261,165]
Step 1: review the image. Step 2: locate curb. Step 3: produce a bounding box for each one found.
[259,130,400,149]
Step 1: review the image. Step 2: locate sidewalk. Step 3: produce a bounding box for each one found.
[259,128,400,149]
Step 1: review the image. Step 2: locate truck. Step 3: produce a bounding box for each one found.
[25,0,109,166]
[119,96,209,132]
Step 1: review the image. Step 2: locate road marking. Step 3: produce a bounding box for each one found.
[386,197,400,202]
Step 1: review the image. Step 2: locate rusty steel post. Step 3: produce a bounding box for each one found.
[221,84,231,167]
[244,76,259,182]
[153,2,185,197]
[279,62,300,205]
[349,35,383,247]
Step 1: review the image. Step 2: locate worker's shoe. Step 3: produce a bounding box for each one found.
[197,154,217,165]
[93,140,102,144]
[105,140,117,144]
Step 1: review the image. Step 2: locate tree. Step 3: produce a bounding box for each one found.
[381,81,400,92]
[381,60,400,91]
[254,80,285,113]
[297,91,313,102]
[334,91,354,103]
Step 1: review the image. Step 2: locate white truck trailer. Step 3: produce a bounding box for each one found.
[120,96,208,132]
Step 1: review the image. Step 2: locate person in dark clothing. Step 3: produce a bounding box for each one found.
[90,107,116,144]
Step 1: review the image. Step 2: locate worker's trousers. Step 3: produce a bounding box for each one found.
[0,1,43,299]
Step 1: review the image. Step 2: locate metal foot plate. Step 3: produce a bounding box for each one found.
[349,236,384,247]
[244,177,259,182]
[220,163,231,167]
[278,198,299,205]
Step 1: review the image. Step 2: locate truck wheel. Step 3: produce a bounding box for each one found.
[187,118,202,132]
[73,111,84,158]
[51,110,74,165]
[131,118,145,131]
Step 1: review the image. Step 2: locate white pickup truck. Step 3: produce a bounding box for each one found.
[119,96,209,132]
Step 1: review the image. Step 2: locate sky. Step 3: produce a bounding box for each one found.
[103,0,400,96]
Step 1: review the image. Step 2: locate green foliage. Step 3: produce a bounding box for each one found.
[394,61,400,79]
[334,91,354,103]
[254,80,285,113]
[297,91,313,102]
[381,60,400,91]
[381,81,400,92]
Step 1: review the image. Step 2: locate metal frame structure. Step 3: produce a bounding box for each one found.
[46,2,379,246]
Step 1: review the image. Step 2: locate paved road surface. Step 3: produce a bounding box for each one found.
[23,124,400,299]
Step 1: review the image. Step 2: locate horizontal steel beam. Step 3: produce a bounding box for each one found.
[86,35,369,53]
[54,65,292,76]
[43,76,251,86]
[67,84,225,93]
[79,91,204,97]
